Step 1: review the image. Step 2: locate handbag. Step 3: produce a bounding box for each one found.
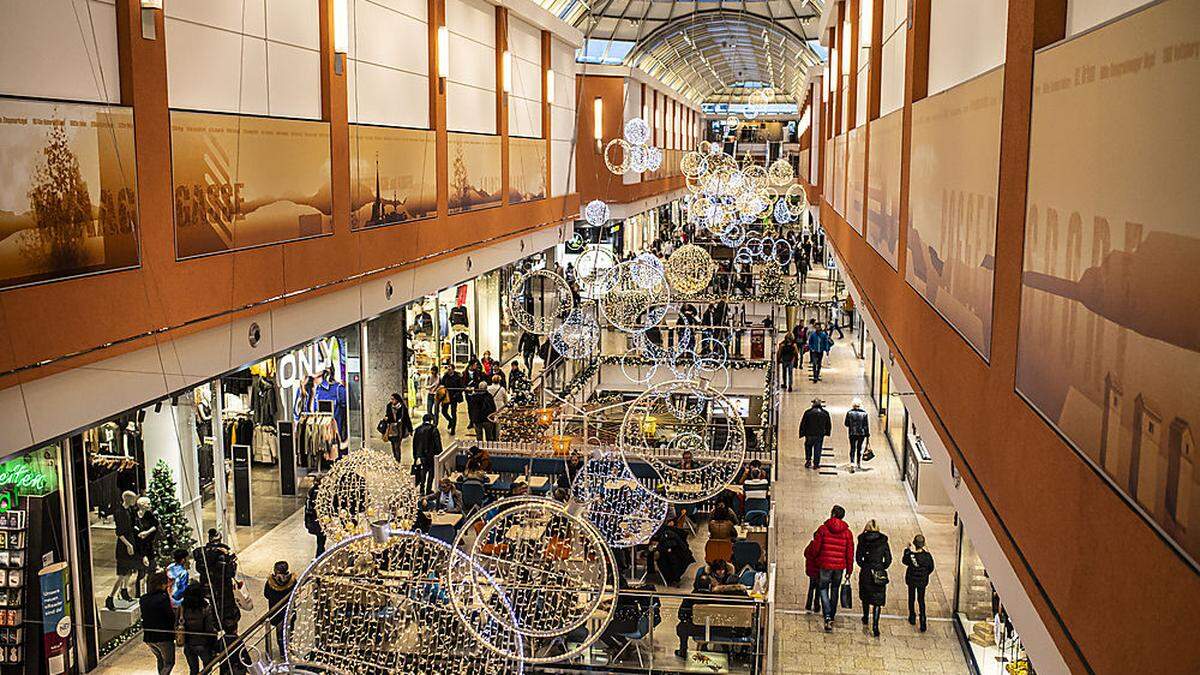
[234,579,255,612]
[839,580,853,609]
[870,568,889,585]
[862,437,875,462]
[376,418,389,435]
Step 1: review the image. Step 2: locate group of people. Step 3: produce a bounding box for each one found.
[422,354,518,437]
[777,318,837,389]
[138,528,300,675]
[798,397,873,472]
[803,505,936,636]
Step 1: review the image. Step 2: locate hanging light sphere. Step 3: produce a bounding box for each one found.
[551,302,600,359]
[664,244,715,295]
[584,199,610,226]
[769,158,795,185]
[315,448,420,545]
[571,449,670,548]
[623,117,650,146]
[644,145,664,172]
[506,268,574,335]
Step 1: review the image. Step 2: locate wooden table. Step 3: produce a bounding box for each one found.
[430,512,461,527]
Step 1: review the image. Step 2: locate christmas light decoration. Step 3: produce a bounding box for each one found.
[506,269,574,335]
[664,244,715,295]
[315,448,420,544]
[571,449,669,548]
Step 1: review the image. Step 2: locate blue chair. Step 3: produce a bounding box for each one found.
[613,598,661,667]
[745,497,770,515]
[732,540,762,572]
[744,510,769,527]
[737,566,758,588]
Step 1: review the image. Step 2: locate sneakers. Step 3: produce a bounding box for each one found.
[823,619,833,633]
[849,465,856,474]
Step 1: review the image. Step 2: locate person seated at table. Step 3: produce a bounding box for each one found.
[707,503,740,541]
[463,453,489,482]
[735,459,763,483]
[423,478,462,513]
[558,450,585,489]
[510,480,529,497]
[676,450,698,471]
[648,522,695,587]
[743,469,770,501]
[465,444,492,473]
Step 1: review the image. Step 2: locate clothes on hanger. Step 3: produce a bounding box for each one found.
[314,378,348,444]
[249,374,278,427]
[295,413,341,469]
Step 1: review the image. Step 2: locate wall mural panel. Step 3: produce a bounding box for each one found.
[349,125,437,229]
[846,126,865,235]
[1016,0,1200,564]
[866,110,902,269]
[0,98,138,289]
[171,111,333,258]
[832,133,846,216]
[905,67,1002,359]
[509,137,546,205]
[447,132,501,214]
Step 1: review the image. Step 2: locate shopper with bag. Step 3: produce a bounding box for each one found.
[382,392,414,464]
[179,586,220,674]
[902,534,935,632]
[140,571,176,674]
[810,505,855,632]
[845,398,871,472]
[856,519,893,637]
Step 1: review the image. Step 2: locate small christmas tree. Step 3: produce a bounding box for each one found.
[147,460,198,568]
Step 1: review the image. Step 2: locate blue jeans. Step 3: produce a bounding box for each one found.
[818,568,844,621]
[425,394,440,426]
[780,363,794,390]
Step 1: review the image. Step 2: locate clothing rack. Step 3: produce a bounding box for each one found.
[296,411,340,471]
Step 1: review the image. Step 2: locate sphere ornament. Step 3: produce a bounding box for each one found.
[600,261,670,334]
[769,158,794,185]
[623,117,650,145]
[644,145,664,172]
[583,199,610,226]
[448,496,619,663]
[315,448,420,545]
[571,450,669,548]
[551,303,600,359]
[507,269,574,335]
[284,528,525,674]
[619,379,747,503]
[664,244,715,295]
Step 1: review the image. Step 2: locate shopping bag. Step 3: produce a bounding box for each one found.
[862,438,875,462]
[839,581,853,609]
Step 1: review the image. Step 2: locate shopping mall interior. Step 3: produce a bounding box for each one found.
[0,0,1195,674]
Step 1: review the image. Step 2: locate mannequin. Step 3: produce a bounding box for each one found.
[106,491,139,610]
[134,496,159,593]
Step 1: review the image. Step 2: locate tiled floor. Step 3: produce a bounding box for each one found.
[769,321,970,674]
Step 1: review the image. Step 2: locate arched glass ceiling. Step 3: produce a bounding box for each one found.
[537,0,826,104]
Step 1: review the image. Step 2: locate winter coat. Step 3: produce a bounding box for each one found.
[385,401,414,439]
[440,371,465,403]
[811,517,855,571]
[181,599,220,648]
[139,590,175,644]
[845,408,870,437]
[803,537,820,578]
[777,342,798,365]
[264,573,297,626]
[807,330,833,354]
[902,548,935,588]
[798,405,832,438]
[411,422,442,463]
[518,332,540,356]
[467,389,497,425]
[856,531,893,606]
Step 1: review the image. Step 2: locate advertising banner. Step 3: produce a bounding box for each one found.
[0,98,138,289]
[170,111,333,258]
[38,561,71,675]
[349,124,437,228]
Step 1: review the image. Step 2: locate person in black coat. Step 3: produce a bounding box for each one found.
[777,335,799,392]
[263,561,297,658]
[384,393,414,464]
[411,414,442,494]
[467,383,498,441]
[902,534,935,631]
[844,398,871,472]
[439,364,464,434]
[518,331,539,373]
[798,398,832,469]
[855,520,892,637]
[140,571,176,675]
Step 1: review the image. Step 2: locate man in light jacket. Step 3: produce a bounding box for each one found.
[798,398,832,469]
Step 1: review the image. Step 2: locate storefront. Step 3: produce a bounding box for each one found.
[955,524,1036,674]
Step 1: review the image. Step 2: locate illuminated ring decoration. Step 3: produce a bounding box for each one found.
[447,497,618,663]
[604,138,632,174]
[571,450,669,548]
[618,379,747,504]
[507,269,574,335]
[664,244,714,295]
[620,348,659,384]
[567,231,586,249]
[773,238,795,267]
[284,527,525,674]
[584,199,611,226]
[600,261,670,334]
[623,117,650,145]
[575,245,619,299]
[719,224,746,248]
[315,448,420,545]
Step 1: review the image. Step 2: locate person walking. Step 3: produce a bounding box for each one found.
[384,392,414,464]
[902,534,935,632]
[792,322,809,367]
[807,323,834,382]
[487,375,509,411]
[440,363,464,435]
[263,561,297,658]
[811,505,855,632]
[424,365,441,428]
[179,586,219,674]
[856,520,892,637]
[518,331,539,374]
[803,534,822,613]
[798,398,832,469]
[411,413,442,494]
[777,335,799,392]
[305,476,325,556]
[139,571,176,675]
[845,398,871,472]
[467,382,498,441]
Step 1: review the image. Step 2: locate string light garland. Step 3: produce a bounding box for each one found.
[665,244,715,295]
[315,447,420,544]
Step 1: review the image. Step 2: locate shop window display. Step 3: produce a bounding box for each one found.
[956,525,1035,674]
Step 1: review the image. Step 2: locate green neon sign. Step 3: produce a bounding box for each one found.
[0,449,59,498]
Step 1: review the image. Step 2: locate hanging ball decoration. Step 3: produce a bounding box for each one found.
[664,244,715,295]
[623,117,651,146]
[447,497,619,663]
[583,199,611,226]
[315,448,420,545]
[284,527,525,674]
[571,449,669,548]
[507,269,575,335]
[724,115,740,128]
[769,158,795,185]
[773,197,794,224]
[618,379,747,504]
[551,303,600,359]
[629,252,666,290]
[600,261,669,334]
[644,145,664,172]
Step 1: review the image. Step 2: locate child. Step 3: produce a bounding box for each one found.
[166,548,190,608]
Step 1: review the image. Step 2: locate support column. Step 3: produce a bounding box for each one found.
[430,0,449,216]
[496,7,510,206]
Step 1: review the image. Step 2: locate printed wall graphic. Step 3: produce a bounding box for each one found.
[508,137,546,204]
[832,134,846,216]
[0,98,138,289]
[349,125,436,229]
[906,67,1003,359]
[171,111,333,259]
[866,110,902,269]
[846,126,865,235]
[1016,0,1200,564]
[447,132,502,214]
